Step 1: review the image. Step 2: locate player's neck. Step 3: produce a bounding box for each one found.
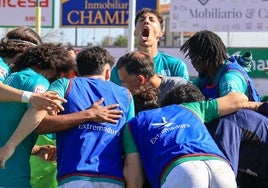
[137,45,158,58]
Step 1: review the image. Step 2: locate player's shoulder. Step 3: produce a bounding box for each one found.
[157,51,184,62]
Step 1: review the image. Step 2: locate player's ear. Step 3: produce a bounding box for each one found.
[159,29,164,37]
[105,69,110,81]
[137,75,146,85]
[103,64,111,81]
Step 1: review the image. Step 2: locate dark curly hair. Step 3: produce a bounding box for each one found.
[181,30,227,69]
[0,26,42,58]
[76,46,115,76]
[160,84,206,107]
[14,43,76,82]
[133,83,159,114]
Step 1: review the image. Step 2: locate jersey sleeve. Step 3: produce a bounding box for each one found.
[48,78,70,98]
[181,99,220,123]
[123,125,138,155]
[219,71,248,97]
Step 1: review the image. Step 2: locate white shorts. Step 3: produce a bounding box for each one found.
[58,180,124,188]
[161,160,237,188]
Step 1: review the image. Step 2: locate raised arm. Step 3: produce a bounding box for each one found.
[36,98,123,134]
[29,91,67,112]
[217,92,262,117]
[0,82,66,112]
[0,82,24,102]
[0,98,122,169]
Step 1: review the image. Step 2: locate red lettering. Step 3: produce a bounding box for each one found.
[24,16,46,22]
[39,0,48,7]
[0,0,48,7]
[18,0,26,7]
[8,0,15,7]
[28,0,36,7]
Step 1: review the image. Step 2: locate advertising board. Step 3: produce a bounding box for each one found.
[60,0,157,27]
[170,0,268,32]
[0,0,54,28]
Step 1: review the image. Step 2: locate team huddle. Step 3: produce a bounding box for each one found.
[0,8,267,188]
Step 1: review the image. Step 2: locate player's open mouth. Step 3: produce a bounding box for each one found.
[142,27,149,40]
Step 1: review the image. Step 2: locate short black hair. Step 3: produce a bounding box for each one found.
[160,84,206,107]
[76,46,114,76]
